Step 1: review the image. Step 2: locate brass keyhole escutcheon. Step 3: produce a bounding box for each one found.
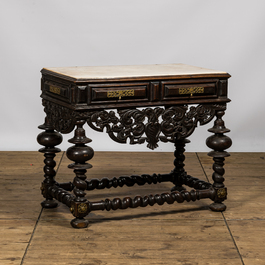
[107,89,134,100]
[179,87,204,96]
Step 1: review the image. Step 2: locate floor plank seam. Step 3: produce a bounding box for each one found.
[222,212,245,265]
[225,218,265,221]
[19,151,66,264]
[196,152,246,263]
[196,152,210,183]
[20,208,43,265]
[56,151,65,173]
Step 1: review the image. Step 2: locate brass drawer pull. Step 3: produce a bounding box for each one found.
[49,85,61,95]
[107,89,135,100]
[179,87,204,96]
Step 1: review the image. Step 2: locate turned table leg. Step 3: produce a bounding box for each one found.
[37,117,63,208]
[66,120,94,228]
[171,138,190,192]
[206,109,232,211]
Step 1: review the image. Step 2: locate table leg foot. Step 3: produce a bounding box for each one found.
[71,218,89,229]
[209,202,226,212]
[41,199,58,208]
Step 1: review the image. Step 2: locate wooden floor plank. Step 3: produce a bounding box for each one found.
[222,185,265,220]
[0,182,43,201]
[57,151,206,176]
[198,152,265,221]
[23,219,240,264]
[0,201,42,220]
[243,259,265,265]
[0,219,36,265]
[0,151,63,176]
[3,151,265,264]
[23,151,241,265]
[21,259,243,265]
[197,152,265,164]
[0,253,24,265]
[227,220,265,262]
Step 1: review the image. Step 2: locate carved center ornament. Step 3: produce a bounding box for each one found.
[43,100,226,150]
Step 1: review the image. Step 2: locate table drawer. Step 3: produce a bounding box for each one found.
[42,80,71,103]
[89,82,149,104]
[161,79,218,100]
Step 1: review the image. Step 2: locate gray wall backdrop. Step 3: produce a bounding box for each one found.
[0,0,264,152]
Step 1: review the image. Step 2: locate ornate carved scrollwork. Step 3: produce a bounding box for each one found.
[86,104,220,149]
[42,100,226,150]
[42,100,77,133]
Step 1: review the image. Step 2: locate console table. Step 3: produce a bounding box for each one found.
[37,63,232,228]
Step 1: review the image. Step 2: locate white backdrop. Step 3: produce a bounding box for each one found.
[0,0,265,152]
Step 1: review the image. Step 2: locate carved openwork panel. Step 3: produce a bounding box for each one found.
[42,100,77,133]
[42,99,226,150]
[86,104,225,150]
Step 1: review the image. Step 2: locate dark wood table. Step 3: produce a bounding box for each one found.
[37,64,232,228]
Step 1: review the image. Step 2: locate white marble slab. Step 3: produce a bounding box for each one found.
[43,63,228,80]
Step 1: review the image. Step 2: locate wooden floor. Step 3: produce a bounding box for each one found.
[0,151,265,265]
